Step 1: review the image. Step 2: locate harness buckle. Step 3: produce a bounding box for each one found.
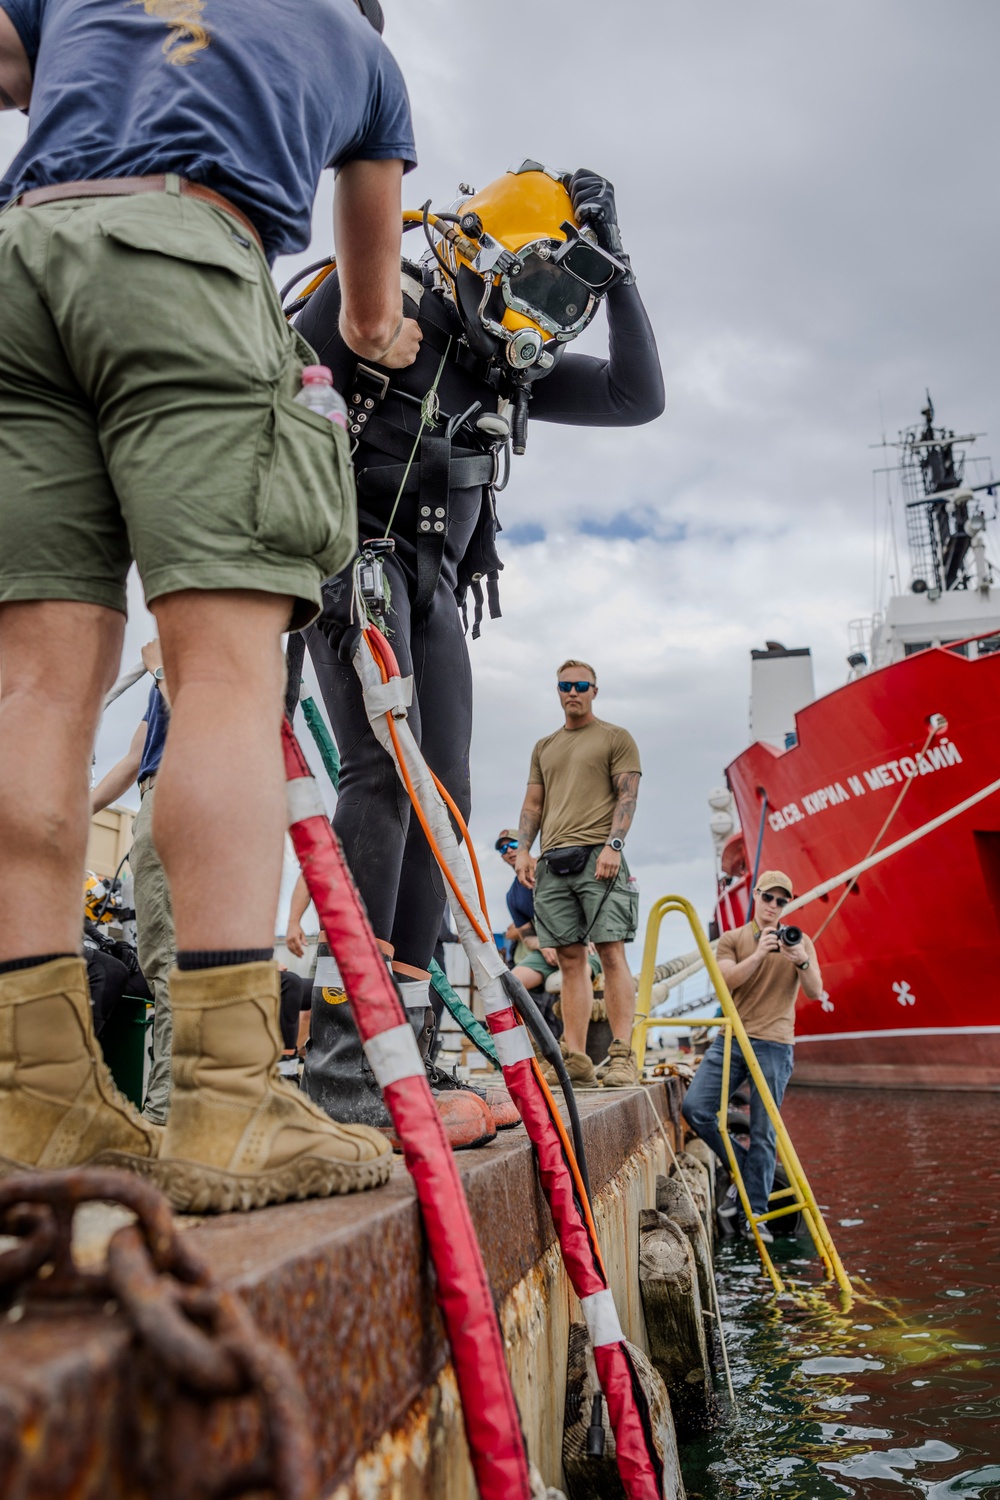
[352,364,391,405]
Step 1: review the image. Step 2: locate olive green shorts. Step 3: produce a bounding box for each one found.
[532,849,639,949]
[514,947,602,981]
[0,182,356,628]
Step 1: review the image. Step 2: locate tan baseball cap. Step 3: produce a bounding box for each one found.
[495,828,519,849]
[756,870,793,896]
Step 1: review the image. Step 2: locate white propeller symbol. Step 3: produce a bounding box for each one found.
[892,980,915,1007]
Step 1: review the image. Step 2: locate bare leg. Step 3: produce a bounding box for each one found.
[0,600,124,961]
[150,589,291,951]
[556,941,592,1053]
[595,940,636,1043]
[511,965,543,991]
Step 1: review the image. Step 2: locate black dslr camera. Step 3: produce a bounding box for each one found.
[775,923,803,948]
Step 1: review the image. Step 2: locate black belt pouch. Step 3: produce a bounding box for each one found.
[542,846,593,876]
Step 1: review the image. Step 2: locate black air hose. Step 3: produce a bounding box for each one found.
[500,969,592,1206]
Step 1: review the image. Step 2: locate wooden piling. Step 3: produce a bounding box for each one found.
[656,1172,714,1316]
[681,1137,717,1214]
[638,1209,715,1438]
[562,1320,685,1499]
[672,1150,712,1236]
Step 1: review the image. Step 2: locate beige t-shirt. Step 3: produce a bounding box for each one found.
[528,718,641,852]
[715,923,816,1045]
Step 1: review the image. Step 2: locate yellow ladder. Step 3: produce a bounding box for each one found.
[631,895,851,1301]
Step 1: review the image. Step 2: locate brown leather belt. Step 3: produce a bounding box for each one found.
[14,175,264,252]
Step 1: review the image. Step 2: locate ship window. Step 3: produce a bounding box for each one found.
[942,639,970,656]
[976,634,1000,656]
[904,642,932,656]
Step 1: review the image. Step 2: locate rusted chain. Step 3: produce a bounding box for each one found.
[0,1168,317,1500]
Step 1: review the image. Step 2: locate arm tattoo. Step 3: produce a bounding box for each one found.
[609,770,641,841]
[518,805,542,851]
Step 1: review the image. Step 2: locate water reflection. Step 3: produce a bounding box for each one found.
[679,1089,1000,1499]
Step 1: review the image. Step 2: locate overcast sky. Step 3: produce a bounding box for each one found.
[4,1,999,953]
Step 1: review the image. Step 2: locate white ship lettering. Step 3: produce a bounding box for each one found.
[767,739,962,832]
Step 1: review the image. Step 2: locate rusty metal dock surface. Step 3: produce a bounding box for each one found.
[0,1079,683,1498]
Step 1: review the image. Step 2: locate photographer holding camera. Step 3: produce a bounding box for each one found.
[681,871,823,1240]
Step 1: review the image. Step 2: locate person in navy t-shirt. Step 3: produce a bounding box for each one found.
[0,0,416,262]
[0,0,420,1208]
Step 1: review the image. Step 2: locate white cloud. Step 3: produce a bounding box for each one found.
[7,1,1000,952]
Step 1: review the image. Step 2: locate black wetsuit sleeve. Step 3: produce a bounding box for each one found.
[528,280,665,428]
[294,272,357,392]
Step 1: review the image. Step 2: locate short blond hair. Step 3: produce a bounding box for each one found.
[557,659,596,682]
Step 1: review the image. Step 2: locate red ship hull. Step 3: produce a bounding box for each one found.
[720,645,1000,1090]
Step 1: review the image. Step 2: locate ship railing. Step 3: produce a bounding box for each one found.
[631,894,852,1302]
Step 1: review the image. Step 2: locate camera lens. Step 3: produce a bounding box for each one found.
[778,924,802,947]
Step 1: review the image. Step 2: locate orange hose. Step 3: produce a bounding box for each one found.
[298,262,337,300]
[359,627,598,1238]
[431,769,490,925]
[362,631,492,946]
[364,628,492,926]
[530,1058,606,1275]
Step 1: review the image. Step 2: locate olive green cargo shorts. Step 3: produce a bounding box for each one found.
[0,183,356,628]
[532,849,639,949]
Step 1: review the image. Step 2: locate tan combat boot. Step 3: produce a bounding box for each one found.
[0,957,160,1176]
[601,1038,640,1089]
[156,961,392,1213]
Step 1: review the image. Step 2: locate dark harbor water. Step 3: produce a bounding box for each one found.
[681,1088,1000,1499]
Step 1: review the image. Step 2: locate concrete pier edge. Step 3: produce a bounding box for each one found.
[0,1079,684,1498]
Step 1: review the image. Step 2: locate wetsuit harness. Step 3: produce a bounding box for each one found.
[341,261,506,633]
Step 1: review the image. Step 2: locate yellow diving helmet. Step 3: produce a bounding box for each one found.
[83,872,113,925]
[423,161,631,372]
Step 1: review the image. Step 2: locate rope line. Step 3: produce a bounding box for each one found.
[813,722,937,941]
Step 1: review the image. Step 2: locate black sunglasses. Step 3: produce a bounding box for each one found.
[558,680,595,694]
[497,840,518,854]
[759,890,790,908]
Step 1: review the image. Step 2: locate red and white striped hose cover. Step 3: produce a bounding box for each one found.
[282,720,532,1500]
[352,632,665,1500]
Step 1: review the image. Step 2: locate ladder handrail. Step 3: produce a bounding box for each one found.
[632,895,852,1301]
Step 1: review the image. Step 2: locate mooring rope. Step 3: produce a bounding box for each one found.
[811,721,937,941]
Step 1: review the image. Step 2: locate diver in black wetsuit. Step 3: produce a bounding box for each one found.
[293,163,664,1139]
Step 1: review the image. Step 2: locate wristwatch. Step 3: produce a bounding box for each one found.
[797,959,810,971]
[606,837,625,852]
[153,666,165,682]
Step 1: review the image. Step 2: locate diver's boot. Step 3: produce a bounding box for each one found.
[0,957,160,1177]
[476,1079,521,1129]
[303,974,498,1151]
[392,985,498,1151]
[155,962,391,1213]
[424,1056,521,1130]
[302,976,393,1128]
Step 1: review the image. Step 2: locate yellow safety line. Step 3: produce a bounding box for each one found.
[631,895,853,1303]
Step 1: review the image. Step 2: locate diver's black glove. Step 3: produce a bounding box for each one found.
[569,168,625,258]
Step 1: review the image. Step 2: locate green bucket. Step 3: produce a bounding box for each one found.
[101,993,153,1109]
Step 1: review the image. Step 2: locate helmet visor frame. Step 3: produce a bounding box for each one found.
[498,226,631,340]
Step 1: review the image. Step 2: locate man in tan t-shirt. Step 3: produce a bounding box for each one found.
[515,659,641,1089]
[681,871,824,1240]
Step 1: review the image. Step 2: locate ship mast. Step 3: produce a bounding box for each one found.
[896,393,993,596]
